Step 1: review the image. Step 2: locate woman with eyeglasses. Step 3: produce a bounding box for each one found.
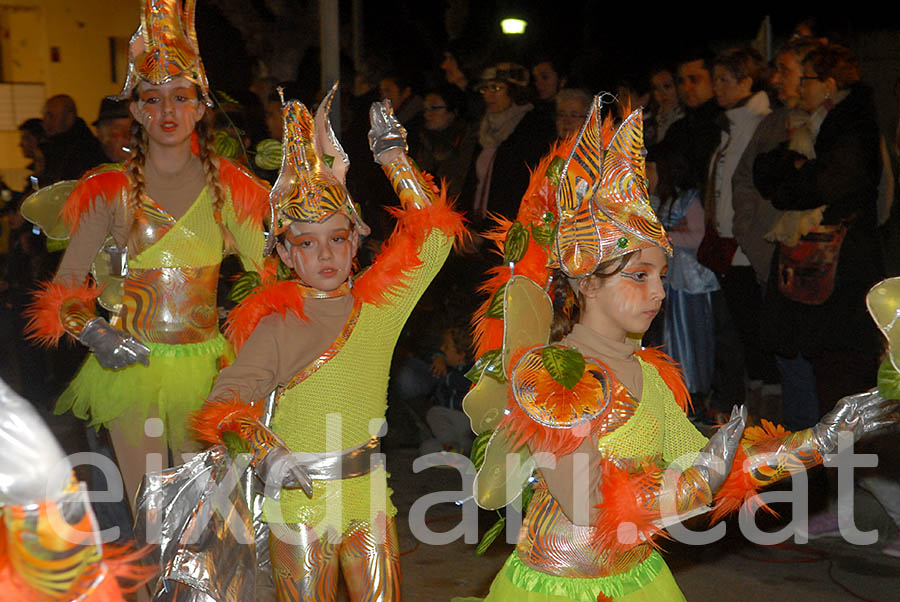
[415,84,478,200]
[466,62,556,226]
[753,43,885,431]
[554,87,591,139]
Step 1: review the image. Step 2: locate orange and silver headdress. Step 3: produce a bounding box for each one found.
[264,83,370,254]
[113,0,213,106]
[554,97,671,277]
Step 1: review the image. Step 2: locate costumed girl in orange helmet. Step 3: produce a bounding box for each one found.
[454,97,899,601]
[193,87,466,600]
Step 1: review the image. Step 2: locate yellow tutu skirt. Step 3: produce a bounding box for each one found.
[453,551,685,602]
[54,335,227,451]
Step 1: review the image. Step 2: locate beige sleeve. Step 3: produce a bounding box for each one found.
[208,314,301,404]
[537,436,604,527]
[54,204,114,285]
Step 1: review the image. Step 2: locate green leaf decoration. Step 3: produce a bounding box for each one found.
[215,90,241,106]
[255,138,283,170]
[465,348,505,384]
[222,430,249,457]
[504,221,530,264]
[531,222,556,246]
[228,270,262,303]
[540,346,586,390]
[475,517,506,556]
[520,481,535,513]
[276,259,293,281]
[485,284,508,319]
[545,156,565,187]
[469,430,493,470]
[877,357,900,400]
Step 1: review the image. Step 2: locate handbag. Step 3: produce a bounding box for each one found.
[696,223,738,277]
[777,224,847,305]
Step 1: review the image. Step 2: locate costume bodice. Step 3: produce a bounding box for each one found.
[115,189,223,344]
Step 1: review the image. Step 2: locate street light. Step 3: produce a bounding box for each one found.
[500,18,527,35]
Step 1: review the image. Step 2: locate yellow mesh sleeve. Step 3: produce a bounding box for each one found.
[224,187,266,272]
[660,366,708,466]
[596,359,707,464]
[266,229,452,530]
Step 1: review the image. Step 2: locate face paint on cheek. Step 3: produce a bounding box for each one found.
[612,282,646,315]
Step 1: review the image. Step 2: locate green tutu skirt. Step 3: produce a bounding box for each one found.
[453,550,685,602]
[54,335,227,451]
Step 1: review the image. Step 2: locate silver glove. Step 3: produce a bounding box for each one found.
[80,317,150,370]
[368,99,408,164]
[812,389,900,455]
[694,404,747,492]
[257,446,314,498]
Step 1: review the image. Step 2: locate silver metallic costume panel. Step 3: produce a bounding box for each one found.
[135,446,261,601]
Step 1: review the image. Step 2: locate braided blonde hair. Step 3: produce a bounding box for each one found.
[195,113,237,253]
[125,119,148,218]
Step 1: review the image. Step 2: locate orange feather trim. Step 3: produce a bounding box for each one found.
[499,399,587,457]
[497,346,588,455]
[743,418,790,446]
[93,544,157,596]
[61,166,128,233]
[710,420,786,523]
[497,349,633,456]
[634,347,692,413]
[709,447,773,523]
[0,528,155,602]
[593,459,668,557]
[470,141,572,357]
[516,141,569,225]
[191,398,265,445]
[218,157,270,225]
[353,190,467,307]
[256,254,282,285]
[24,280,102,347]
[224,280,308,352]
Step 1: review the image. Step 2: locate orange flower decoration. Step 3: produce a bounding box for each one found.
[511,345,610,427]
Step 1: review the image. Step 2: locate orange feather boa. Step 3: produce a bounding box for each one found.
[61,156,268,235]
[191,398,265,445]
[225,193,466,353]
[60,166,128,233]
[218,158,271,226]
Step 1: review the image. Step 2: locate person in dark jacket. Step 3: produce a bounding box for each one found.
[466,62,556,226]
[39,95,106,185]
[664,49,723,193]
[415,84,477,200]
[753,44,885,411]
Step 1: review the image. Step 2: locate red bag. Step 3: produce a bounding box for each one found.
[777,224,847,305]
[697,224,738,277]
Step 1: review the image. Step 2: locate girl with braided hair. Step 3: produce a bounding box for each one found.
[25,0,268,510]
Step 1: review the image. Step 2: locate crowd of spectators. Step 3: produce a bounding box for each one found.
[2,17,900,555]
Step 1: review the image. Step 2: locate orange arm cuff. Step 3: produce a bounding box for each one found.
[24,280,101,347]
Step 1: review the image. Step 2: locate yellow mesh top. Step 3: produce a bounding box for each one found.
[263,229,452,530]
[130,186,264,271]
[596,359,708,464]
